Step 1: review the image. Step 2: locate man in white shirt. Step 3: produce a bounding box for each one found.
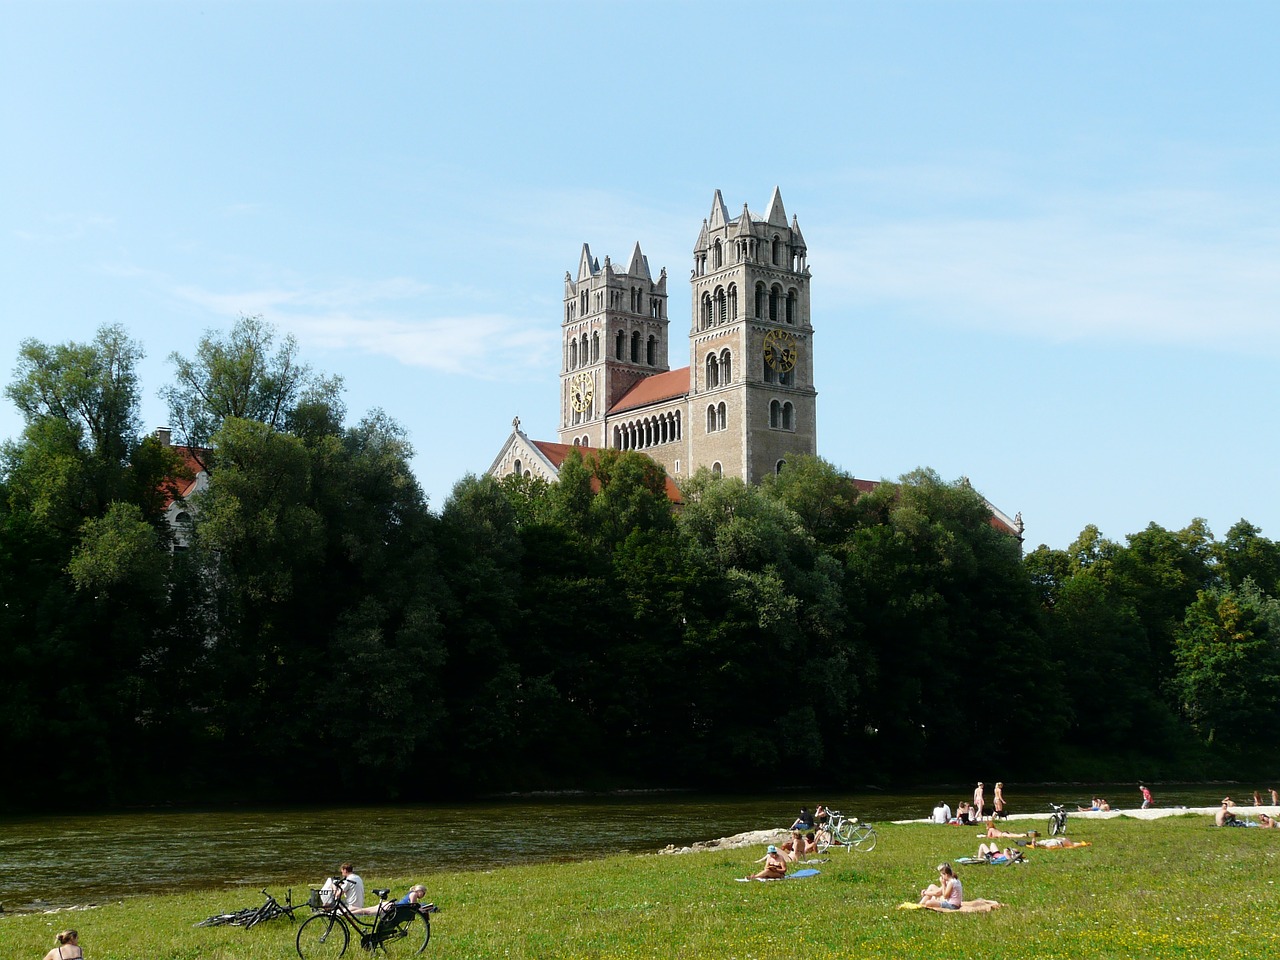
[321,862,365,909]
[932,801,952,824]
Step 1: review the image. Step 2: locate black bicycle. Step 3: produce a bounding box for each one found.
[1048,802,1068,837]
[196,887,296,928]
[296,881,436,958]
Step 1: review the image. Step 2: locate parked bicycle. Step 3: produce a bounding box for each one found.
[1048,802,1068,837]
[815,810,878,853]
[296,881,436,958]
[196,887,296,929]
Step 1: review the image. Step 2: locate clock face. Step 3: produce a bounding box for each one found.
[763,329,798,372]
[570,371,594,412]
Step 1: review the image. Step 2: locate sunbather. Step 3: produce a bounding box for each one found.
[919,862,963,910]
[984,819,1029,839]
[745,845,788,880]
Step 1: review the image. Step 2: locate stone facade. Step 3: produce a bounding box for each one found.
[529,187,817,485]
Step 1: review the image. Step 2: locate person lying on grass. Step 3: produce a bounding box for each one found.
[984,819,1032,839]
[745,845,788,880]
[349,884,431,917]
[919,862,963,910]
[977,843,1024,863]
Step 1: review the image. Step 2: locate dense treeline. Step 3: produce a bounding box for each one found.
[3,319,1279,810]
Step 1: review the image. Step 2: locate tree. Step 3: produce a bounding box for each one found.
[1172,584,1280,744]
[161,315,343,471]
[1215,521,1280,595]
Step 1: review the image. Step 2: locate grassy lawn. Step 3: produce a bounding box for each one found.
[6,814,1278,959]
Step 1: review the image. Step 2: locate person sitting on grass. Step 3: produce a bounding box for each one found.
[1078,797,1102,812]
[919,862,963,910]
[790,808,813,831]
[745,845,788,880]
[349,883,431,917]
[1217,799,1242,827]
[43,929,82,960]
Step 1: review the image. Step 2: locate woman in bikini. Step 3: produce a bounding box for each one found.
[43,929,82,960]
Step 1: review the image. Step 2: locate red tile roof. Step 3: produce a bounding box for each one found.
[532,440,683,505]
[609,367,690,415]
[163,446,206,508]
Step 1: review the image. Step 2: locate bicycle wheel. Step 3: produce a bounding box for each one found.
[834,822,857,849]
[374,912,431,957]
[851,826,877,852]
[297,914,350,960]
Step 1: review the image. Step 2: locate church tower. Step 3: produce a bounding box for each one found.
[558,242,669,447]
[688,187,817,481]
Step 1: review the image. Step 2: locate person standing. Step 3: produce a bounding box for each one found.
[1139,784,1153,809]
[973,782,986,821]
[993,782,1006,818]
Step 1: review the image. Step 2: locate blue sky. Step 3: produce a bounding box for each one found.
[3,0,1277,552]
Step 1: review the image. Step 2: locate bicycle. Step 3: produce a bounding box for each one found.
[296,881,436,958]
[1047,803,1068,837]
[815,810,878,853]
[196,887,296,929]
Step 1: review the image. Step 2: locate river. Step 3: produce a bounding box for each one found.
[0,783,1253,911]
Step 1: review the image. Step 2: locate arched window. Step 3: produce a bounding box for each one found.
[631,331,640,362]
[712,461,723,478]
[615,330,625,360]
[720,348,732,384]
[591,331,600,362]
[783,402,794,430]
[776,459,787,475]
[513,459,522,475]
[569,339,578,369]
[580,333,588,360]
[717,402,726,431]
[769,285,780,321]
[701,292,712,330]
[772,236,783,265]
[713,239,723,269]
[770,400,781,427]
[786,289,797,324]
[706,404,717,432]
[706,354,719,389]
[715,287,726,324]
[755,283,766,318]
[728,284,738,320]
[764,354,776,383]
[580,291,587,315]
[647,335,656,366]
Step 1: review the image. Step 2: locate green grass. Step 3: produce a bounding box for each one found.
[6,815,1279,958]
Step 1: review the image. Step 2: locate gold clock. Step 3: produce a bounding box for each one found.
[570,371,594,412]
[763,329,798,372]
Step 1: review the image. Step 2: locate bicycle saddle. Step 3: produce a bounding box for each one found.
[373,888,391,899]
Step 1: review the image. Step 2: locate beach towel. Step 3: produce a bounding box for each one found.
[897,899,1004,913]
[1028,839,1091,850]
[735,868,821,882]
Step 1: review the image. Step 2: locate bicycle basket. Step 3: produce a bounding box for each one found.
[308,889,332,910]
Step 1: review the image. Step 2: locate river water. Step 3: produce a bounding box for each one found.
[0,783,1253,910]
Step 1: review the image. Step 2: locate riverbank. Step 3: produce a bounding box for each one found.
[5,813,1272,959]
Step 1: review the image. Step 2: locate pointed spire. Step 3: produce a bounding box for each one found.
[764,186,788,227]
[577,243,597,282]
[790,214,806,249]
[708,189,730,229]
[734,202,754,237]
[693,218,709,253]
[626,241,651,280]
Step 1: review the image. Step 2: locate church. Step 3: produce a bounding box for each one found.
[488,186,1023,540]
[491,187,819,489]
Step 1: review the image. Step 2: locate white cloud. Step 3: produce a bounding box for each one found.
[819,188,1280,354]
[168,277,557,379]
